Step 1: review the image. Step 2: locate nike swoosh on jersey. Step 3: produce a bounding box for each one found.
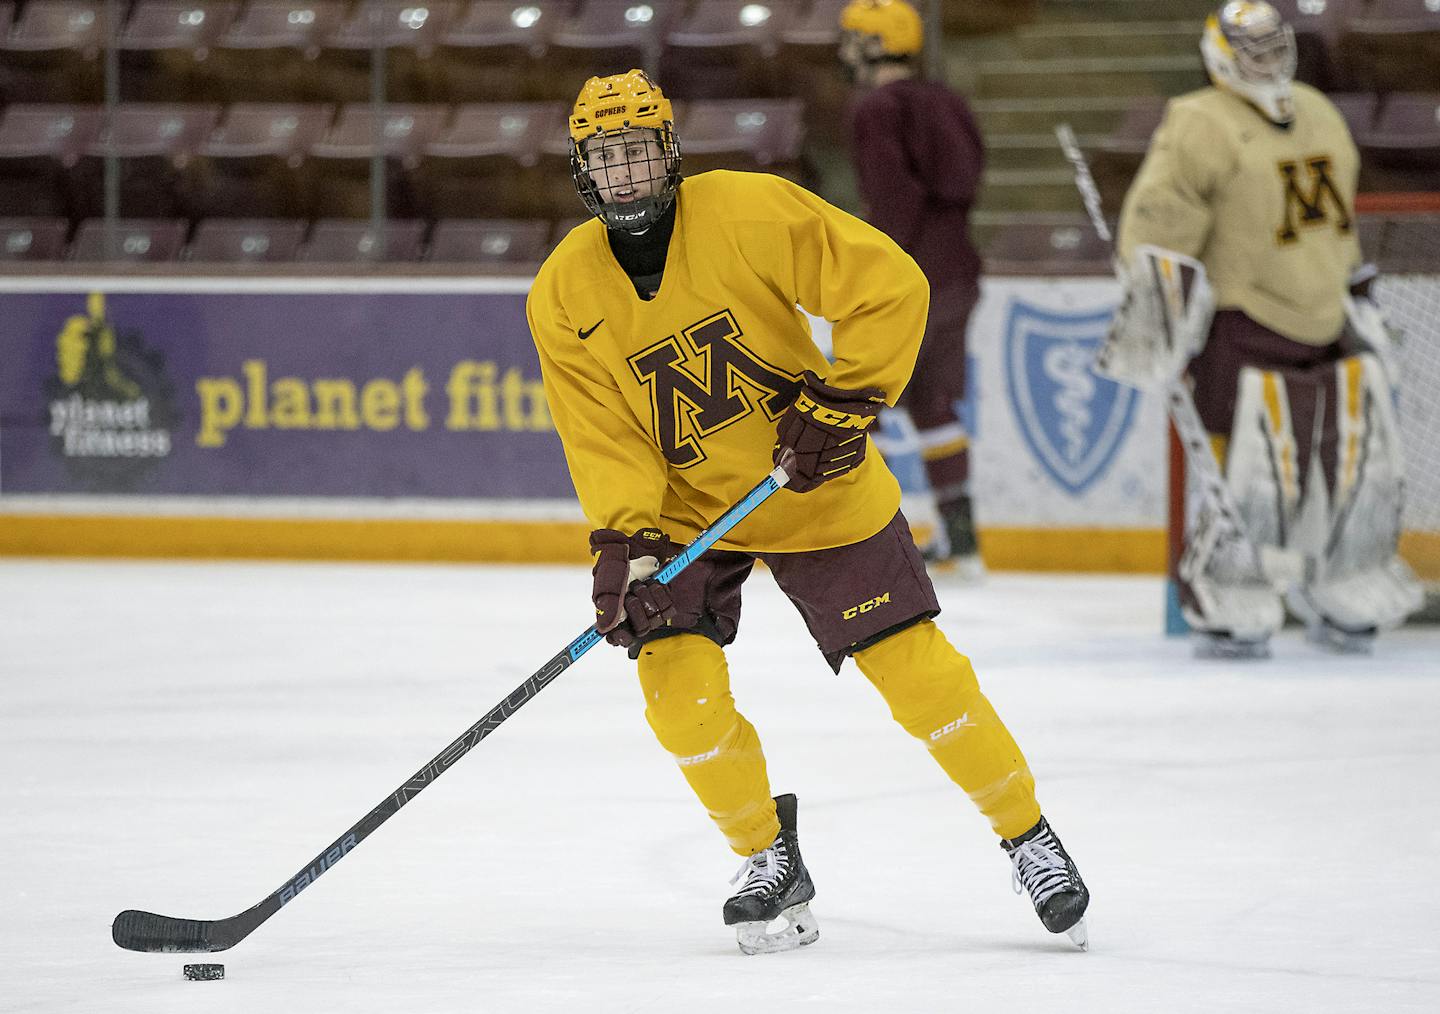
[578,319,604,340]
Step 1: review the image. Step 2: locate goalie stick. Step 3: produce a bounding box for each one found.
[112,455,796,954]
[1053,124,1276,624]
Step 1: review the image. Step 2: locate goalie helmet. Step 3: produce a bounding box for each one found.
[1201,1,1298,125]
[569,69,682,234]
[840,0,923,68]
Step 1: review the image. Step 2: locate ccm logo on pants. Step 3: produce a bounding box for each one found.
[842,593,891,620]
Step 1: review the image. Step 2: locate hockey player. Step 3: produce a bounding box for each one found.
[839,0,986,574]
[1102,1,1421,656]
[528,70,1089,955]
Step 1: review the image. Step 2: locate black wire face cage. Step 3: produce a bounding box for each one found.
[570,125,683,234]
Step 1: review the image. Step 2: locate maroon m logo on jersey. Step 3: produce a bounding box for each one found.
[628,309,799,468]
[1276,156,1352,245]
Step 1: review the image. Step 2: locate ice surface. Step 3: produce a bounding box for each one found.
[2,559,1438,1013]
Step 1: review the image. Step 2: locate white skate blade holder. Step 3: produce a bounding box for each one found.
[733,902,819,955]
[1065,917,1089,952]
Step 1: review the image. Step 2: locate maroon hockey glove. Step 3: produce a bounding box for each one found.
[773,371,884,493]
[590,528,678,648]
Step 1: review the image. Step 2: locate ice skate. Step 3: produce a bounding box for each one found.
[926,496,986,581]
[1002,817,1090,951]
[1305,620,1376,655]
[723,793,819,955]
[1192,629,1272,660]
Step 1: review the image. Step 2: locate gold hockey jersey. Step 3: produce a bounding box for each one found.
[1117,82,1361,345]
[527,170,930,553]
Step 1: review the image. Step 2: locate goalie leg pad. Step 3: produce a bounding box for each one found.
[1298,354,1423,632]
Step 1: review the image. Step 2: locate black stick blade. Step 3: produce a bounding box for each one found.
[112,910,223,952]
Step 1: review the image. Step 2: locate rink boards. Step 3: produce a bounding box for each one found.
[10,271,1419,573]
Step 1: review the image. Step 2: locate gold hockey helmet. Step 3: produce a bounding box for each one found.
[840,0,923,58]
[568,70,682,233]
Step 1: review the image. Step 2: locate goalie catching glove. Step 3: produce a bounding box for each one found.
[590,528,677,647]
[773,371,884,493]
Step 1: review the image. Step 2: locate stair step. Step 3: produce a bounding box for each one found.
[973,55,1205,100]
[972,96,1156,136]
[1040,0,1216,22]
[1012,21,1201,59]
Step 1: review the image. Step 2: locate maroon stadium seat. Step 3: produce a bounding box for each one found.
[1355,92,1440,191]
[1327,91,1378,139]
[185,218,307,262]
[305,103,448,218]
[0,0,105,102]
[1267,0,1351,91]
[0,217,70,261]
[539,0,679,101]
[776,0,850,146]
[70,218,189,262]
[659,0,802,100]
[1342,0,1440,93]
[193,0,346,103]
[72,104,222,219]
[0,104,102,218]
[432,1,559,103]
[309,0,458,104]
[189,103,334,218]
[1090,97,1168,212]
[678,99,805,177]
[117,1,241,102]
[426,218,551,263]
[982,216,1113,275]
[416,101,567,218]
[298,218,427,261]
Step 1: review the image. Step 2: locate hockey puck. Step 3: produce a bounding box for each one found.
[183,963,224,981]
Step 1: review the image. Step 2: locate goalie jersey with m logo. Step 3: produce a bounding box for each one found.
[1117,81,1361,345]
[527,170,930,553]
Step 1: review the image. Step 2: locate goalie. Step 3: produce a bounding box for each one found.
[1100,1,1422,656]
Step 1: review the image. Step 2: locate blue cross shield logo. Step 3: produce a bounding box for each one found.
[1002,297,1137,496]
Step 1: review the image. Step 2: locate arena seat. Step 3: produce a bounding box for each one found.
[117,1,241,102]
[1090,97,1167,213]
[69,218,189,262]
[1377,213,1440,273]
[189,103,332,218]
[1356,92,1440,191]
[1341,0,1440,93]
[0,0,104,102]
[0,217,70,261]
[193,0,346,103]
[415,101,566,218]
[538,0,678,101]
[308,0,457,104]
[426,218,551,263]
[72,104,222,220]
[678,99,806,177]
[1327,91,1378,138]
[981,215,1113,275]
[298,218,427,261]
[0,104,102,218]
[305,103,448,218]
[432,0,560,102]
[658,0,802,100]
[1268,0,1351,91]
[776,0,849,147]
[185,218,308,262]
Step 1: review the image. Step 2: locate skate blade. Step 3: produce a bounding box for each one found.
[1064,918,1089,952]
[1192,633,1271,661]
[734,902,820,955]
[1306,625,1375,655]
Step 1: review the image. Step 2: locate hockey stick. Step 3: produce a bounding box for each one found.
[112,455,796,954]
[1053,123,1274,599]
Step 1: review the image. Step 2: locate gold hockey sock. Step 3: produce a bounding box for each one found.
[636,634,778,855]
[853,621,1041,840]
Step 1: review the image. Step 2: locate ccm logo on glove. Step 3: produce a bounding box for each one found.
[590,527,678,648]
[773,371,884,493]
